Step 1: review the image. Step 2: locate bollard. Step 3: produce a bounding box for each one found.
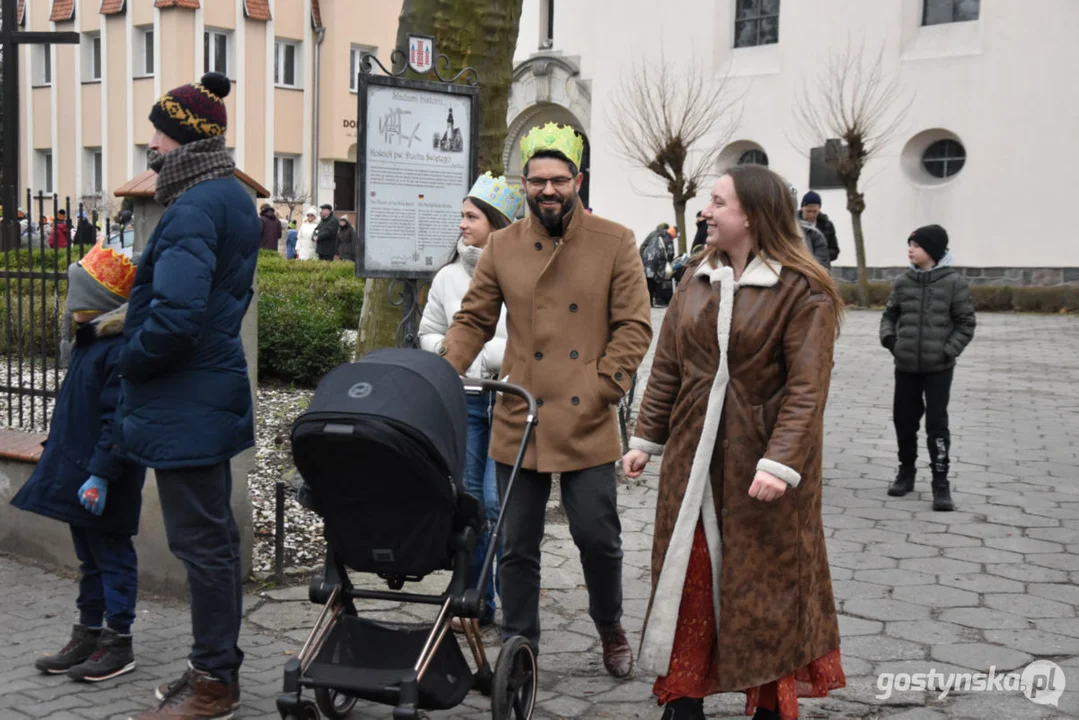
[275,479,285,585]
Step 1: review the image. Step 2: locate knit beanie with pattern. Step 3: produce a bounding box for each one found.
[149,72,231,145]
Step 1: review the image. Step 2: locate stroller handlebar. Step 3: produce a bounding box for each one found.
[462,377,538,419]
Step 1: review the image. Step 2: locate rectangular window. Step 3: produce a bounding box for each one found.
[34,44,52,86]
[134,144,149,173]
[83,34,102,81]
[350,45,377,92]
[273,155,297,197]
[808,143,844,190]
[274,40,298,87]
[540,0,555,49]
[734,0,780,48]
[204,30,230,76]
[923,0,980,25]
[92,150,103,194]
[38,151,53,193]
[136,27,155,76]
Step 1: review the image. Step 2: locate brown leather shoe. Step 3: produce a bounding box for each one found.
[132,668,235,719]
[599,625,634,679]
[155,667,240,710]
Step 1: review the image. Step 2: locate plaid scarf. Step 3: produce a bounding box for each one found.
[148,136,235,207]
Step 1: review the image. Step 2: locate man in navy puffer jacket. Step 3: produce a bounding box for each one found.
[120,72,260,720]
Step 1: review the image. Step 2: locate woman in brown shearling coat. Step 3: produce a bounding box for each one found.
[624,165,846,720]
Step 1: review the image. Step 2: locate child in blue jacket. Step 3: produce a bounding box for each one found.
[11,242,144,682]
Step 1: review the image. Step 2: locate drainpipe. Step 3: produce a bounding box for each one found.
[311,23,327,202]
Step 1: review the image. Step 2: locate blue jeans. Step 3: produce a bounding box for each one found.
[70,526,138,634]
[465,392,499,621]
[286,231,298,259]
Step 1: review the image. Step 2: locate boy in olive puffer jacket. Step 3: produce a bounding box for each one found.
[880,225,976,511]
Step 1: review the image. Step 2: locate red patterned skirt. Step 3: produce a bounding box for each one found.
[652,521,845,719]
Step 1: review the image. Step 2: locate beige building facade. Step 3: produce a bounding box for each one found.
[17,0,403,218]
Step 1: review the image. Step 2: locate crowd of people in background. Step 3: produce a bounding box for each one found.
[258,202,357,262]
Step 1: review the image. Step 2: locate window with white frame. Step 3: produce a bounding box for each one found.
[274,155,298,197]
[136,26,154,76]
[134,144,149,174]
[923,0,980,25]
[274,40,299,87]
[37,151,53,193]
[33,44,52,86]
[204,29,231,76]
[350,45,377,92]
[83,33,102,82]
[85,149,104,194]
[734,0,780,48]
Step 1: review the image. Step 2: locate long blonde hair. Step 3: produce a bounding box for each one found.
[697,165,844,332]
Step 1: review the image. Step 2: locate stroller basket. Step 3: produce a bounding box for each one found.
[306,615,472,710]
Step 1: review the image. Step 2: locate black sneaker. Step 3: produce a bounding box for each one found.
[67,628,135,682]
[34,624,101,674]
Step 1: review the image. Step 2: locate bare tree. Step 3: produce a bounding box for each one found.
[275,185,311,227]
[795,41,911,307]
[607,54,742,254]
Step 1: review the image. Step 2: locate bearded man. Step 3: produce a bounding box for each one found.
[437,122,652,678]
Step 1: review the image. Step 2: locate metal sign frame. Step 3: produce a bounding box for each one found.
[354,44,480,282]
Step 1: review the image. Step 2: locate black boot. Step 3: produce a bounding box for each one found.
[752,706,781,720]
[887,464,916,497]
[661,697,705,720]
[931,474,955,512]
[34,624,101,674]
[66,628,135,682]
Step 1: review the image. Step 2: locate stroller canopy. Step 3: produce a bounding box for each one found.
[300,348,468,484]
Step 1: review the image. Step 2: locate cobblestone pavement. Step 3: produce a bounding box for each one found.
[3,309,1079,719]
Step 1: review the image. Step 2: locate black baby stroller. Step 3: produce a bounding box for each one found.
[276,348,539,720]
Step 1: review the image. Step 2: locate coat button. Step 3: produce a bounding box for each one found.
[534,351,543,360]
[570,350,579,359]
[571,396,580,405]
[722,439,729,449]
[534,242,543,251]
[569,303,578,312]
[615,371,623,380]
[536,398,544,407]
[721,508,728,517]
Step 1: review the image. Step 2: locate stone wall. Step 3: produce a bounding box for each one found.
[831,266,1079,286]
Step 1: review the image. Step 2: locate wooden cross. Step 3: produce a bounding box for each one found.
[1,0,79,250]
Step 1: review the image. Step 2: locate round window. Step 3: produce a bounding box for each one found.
[738,149,769,167]
[921,140,966,179]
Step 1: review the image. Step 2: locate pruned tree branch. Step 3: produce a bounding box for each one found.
[607,52,743,253]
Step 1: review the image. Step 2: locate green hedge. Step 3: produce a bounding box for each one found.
[839,281,1079,312]
[256,251,364,386]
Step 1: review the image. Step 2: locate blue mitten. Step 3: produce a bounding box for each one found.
[77,475,108,516]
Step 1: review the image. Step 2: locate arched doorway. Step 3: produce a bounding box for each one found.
[504,103,590,210]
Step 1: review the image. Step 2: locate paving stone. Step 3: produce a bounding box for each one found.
[984,563,1071,584]
[842,635,926,662]
[869,542,941,559]
[940,691,1057,719]
[844,599,931,622]
[983,628,1079,656]
[829,552,898,571]
[942,546,1027,565]
[886,620,977,645]
[983,593,1076,619]
[838,614,883,636]
[855,569,937,587]
[899,557,983,576]
[1026,553,1079,572]
[949,523,1028,540]
[930,643,1033,672]
[908,532,982,549]
[1027,582,1079,606]
[893,584,979,608]
[938,573,1025,594]
[938,608,1031,631]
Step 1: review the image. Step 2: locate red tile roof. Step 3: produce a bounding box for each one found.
[311,0,322,28]
[154,0,200,8]
[100,0,126,15]
[244,0,271,21]
[49,0,75,22]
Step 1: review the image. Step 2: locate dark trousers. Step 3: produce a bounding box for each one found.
[318,253,334,261]
[495,461,623,653]
[894,368,953,475]
[157,461,244,683]
[70,526,138,634]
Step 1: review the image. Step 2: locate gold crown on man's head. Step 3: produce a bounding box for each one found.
[520,122,585,170]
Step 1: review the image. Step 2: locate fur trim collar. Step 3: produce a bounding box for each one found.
[76,304,128,345]
[692,254,782,288]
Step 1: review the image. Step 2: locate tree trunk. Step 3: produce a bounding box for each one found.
[355,0,524,357]
[851,210,869,307]
[672,200,688,256]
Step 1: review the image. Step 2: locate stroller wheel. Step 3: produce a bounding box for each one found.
[490,636,537,720]
[315,687,358,719]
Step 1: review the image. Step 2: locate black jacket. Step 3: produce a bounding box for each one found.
[800,222,831,269]
[879,259,976,374]
[314,216,339,257]
[336,221,356,261]
[799,210,840,261]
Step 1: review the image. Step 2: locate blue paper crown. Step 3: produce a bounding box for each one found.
[467,172,525,222]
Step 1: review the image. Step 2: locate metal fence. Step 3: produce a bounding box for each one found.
[1,190,125,432]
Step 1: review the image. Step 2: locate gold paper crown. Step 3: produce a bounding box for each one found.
[468,172,525,221]
[520,122,584,170]
[80,241,138,300]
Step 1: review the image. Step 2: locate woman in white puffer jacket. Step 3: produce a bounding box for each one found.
[296,207,318,260]
[419,172,522,630]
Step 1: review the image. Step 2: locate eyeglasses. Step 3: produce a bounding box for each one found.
[525,176,575,191]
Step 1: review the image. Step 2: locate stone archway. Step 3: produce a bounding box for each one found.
[504,52,593,208]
